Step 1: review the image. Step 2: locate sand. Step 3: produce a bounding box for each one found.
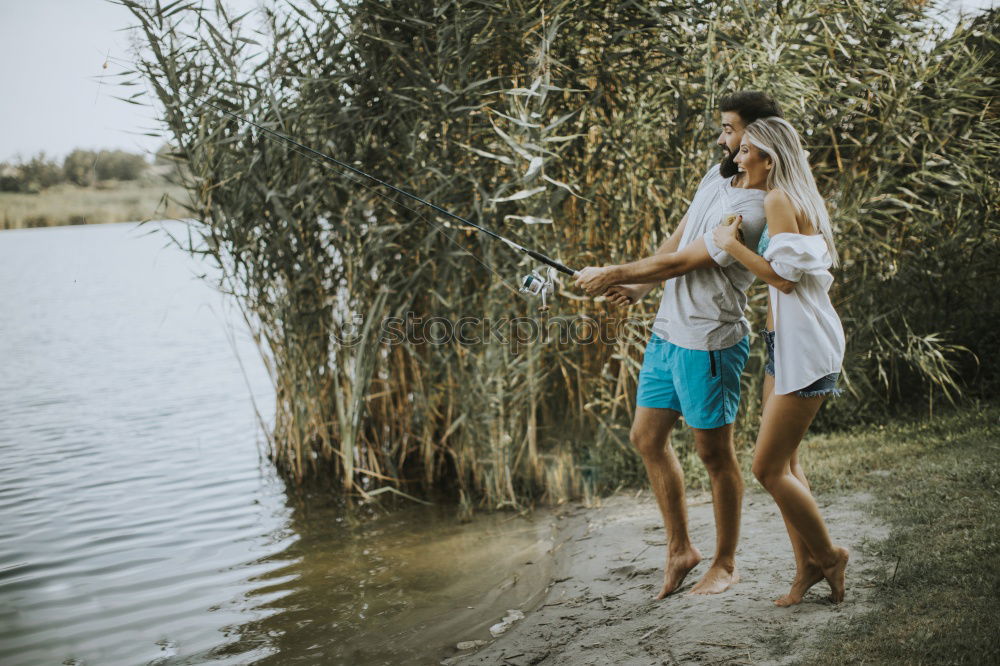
[443,489,889,665]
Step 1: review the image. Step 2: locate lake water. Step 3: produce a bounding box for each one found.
[0,222,556,665]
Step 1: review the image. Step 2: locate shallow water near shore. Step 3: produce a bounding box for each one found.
[0,221,556,665]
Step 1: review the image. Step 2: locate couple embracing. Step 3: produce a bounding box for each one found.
[575,91,849,607]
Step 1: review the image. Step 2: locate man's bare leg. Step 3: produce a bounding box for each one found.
[688,423,744,595]
[630,406,702,599]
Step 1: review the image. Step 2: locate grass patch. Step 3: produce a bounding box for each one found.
[0,179,190,229]
[786,402,1000,665]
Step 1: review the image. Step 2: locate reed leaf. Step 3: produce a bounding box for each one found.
[123,0,1000,510]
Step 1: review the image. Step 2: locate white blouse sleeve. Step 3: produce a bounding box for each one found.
[762,233,832,282]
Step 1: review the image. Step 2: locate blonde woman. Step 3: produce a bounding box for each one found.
[711,116,849,606]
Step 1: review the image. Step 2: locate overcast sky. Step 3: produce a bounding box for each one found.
[0,0,258,163]
[0,0,995,163]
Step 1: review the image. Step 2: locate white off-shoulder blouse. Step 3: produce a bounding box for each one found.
[763,233,846,395]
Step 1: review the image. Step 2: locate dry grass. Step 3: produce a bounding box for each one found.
[0,180,190,229]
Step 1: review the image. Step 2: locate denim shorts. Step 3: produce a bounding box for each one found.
[761,329,842,398]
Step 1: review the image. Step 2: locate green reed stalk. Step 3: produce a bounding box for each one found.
[122,0,1000,509]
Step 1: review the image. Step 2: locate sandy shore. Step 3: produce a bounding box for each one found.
[443,488,888,665]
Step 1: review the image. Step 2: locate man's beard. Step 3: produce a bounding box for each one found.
[719,146,739,178]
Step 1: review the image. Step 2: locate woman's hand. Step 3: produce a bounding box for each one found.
[711,214,743,253]
[604,284,644,307]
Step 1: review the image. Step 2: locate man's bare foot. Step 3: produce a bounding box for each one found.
[774,561,824,607]
[822,546,849,603]
[687,561,739,595]
[655,546,702,599]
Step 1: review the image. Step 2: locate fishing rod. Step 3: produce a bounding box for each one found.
[199,98,577,308]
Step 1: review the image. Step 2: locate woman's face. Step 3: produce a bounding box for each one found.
[734,138,772,182]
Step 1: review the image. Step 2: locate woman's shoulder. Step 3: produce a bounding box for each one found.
[764,189,815,234]
[763,189,799,236]
[764,188,794,209]
[763,189,799,222]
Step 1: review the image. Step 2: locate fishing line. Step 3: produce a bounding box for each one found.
[103,55,573,304]
[202,97,577,310]
[245,120,523,296]
[103,52,576,307]
[198,97,578,276]
[88,49,114,184]
[224,112,523,296]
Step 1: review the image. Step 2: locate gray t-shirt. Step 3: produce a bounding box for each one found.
[651,164,767,351]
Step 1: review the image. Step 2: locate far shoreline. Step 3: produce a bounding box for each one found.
[0,180,189,230]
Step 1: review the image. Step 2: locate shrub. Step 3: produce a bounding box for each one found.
[94,150,147,181]
[16,153,64,192]
[63,149,98,186]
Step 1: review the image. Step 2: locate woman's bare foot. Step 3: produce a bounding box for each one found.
[655,546,702,599]
[822,547,850,603]
[774,561,824,607]
[688,560,740,595]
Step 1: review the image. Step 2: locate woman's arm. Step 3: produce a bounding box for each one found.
[717,235,796,294]
[711,191,800,294]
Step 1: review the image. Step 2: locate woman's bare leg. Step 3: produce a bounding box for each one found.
[773,450,826,606]
[752,392,849,603]
[760,374,824,605]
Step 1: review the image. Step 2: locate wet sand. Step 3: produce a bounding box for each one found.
[443,489,888,665]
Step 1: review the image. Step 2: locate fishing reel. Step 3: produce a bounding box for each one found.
[519,266,557,312]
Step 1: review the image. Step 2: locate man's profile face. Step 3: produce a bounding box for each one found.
[717,111,745,178]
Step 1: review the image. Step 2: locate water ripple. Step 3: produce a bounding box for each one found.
[0,223,556,666]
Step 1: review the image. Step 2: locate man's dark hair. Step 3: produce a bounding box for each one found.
[718,91,783,125]
[717,91,783,178]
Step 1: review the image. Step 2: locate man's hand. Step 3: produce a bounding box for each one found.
[604,284,645,307]
[574,266,618,296]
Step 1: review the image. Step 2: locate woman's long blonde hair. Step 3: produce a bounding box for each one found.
[743,116,838,266]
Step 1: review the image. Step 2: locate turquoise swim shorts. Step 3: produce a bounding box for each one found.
[636,333,750,429]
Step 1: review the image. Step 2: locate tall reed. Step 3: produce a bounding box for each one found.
[121,0,1000,510]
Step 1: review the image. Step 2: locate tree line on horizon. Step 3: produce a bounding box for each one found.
[0,147,175,193]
